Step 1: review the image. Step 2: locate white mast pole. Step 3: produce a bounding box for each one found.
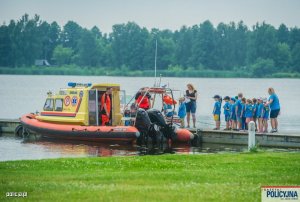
[154,39,157,87]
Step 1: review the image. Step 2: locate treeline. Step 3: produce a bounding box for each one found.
[0,14,300,77]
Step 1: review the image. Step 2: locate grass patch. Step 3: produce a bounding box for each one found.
[0,152,299,201]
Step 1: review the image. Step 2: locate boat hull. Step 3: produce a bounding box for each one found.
[20,114,139,142]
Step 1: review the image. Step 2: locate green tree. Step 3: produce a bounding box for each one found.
[291,43,300,72]
[275,43,291,69]
[289,27,300,49]
[190,21,216,69]
[61,21,83,53]
[52,45,73,65]
[247,22,277,65]
[77,29,99,66]
[0,24,12,66]
[251,58,275,77]
[174,26,193,68]
[110,22,149,69]
[277,24,289,44]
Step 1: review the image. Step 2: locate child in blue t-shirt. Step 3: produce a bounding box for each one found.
[262,98,270,133]
[245,99,253,127]
[212,95,221,130]
[223,96,231,130]
[163,103,173,117]
[178,97,187,128]
[230,97,237,130]
[256,98,264,133]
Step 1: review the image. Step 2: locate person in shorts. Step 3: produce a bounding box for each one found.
[256,97,264,133]
[230,97,237,130]
[212,95,221,130]
[185,84,198,128]
[223,96,231,130]
[266,87,280,133]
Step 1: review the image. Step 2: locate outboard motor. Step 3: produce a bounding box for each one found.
[135,108,152,133]
[147,109,167,128]
[147,109,175,139]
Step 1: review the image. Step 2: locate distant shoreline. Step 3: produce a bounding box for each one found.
[1,66,300,78]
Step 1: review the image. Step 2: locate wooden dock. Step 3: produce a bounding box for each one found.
[1,119,300,148]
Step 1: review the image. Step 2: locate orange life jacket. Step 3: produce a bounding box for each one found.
[136,95,150,109]
[101,93,111,114]
[163,95,177,105]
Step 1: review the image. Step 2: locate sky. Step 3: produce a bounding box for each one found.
[0,0,300,33]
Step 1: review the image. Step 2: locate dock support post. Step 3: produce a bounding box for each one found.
[248,121,256,151]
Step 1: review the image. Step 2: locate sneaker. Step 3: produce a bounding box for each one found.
[270,129,276,133]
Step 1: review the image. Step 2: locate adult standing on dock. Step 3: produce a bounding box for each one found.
[266,87,281,133]
[185,84,198,128]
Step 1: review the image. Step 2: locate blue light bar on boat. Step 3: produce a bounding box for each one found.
[68,82,92,88]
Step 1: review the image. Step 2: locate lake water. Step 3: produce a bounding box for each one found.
[0,75,300,132]
[2,134,299,162]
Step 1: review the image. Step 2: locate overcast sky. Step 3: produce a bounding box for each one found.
[1,0,300,33]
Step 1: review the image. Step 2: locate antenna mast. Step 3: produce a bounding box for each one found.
[154,39,157,86]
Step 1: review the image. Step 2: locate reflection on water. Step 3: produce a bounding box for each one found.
[0,134,299,162]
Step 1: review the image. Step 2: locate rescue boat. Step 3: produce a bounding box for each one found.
[19,82,195,144]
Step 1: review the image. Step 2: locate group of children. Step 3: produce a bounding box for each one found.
[212,93,270,132]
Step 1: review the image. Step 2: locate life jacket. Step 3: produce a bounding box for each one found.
[163,95,177,105]
[101,93,111,114]
[136,95,150,109]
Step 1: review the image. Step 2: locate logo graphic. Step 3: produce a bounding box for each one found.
[72,96,78,106]
[64,96,71,106]
[261,186,299,202]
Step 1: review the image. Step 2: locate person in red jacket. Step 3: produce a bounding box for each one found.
[101,87,112,126]
[135,88,151,110]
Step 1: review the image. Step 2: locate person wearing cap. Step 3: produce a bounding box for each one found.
[212,95,222,130]
[256,97,264,132]
[223,96,231,130]
[266,87,281,133]
[230,97,237,130]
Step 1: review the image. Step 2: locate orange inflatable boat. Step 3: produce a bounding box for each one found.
[18,83,195,144]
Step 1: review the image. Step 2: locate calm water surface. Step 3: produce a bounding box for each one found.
[2,134,298,162]
[1,75,300,131]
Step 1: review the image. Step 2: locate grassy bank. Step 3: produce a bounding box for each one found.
[1,66,300,78]
[0,152,299,201]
